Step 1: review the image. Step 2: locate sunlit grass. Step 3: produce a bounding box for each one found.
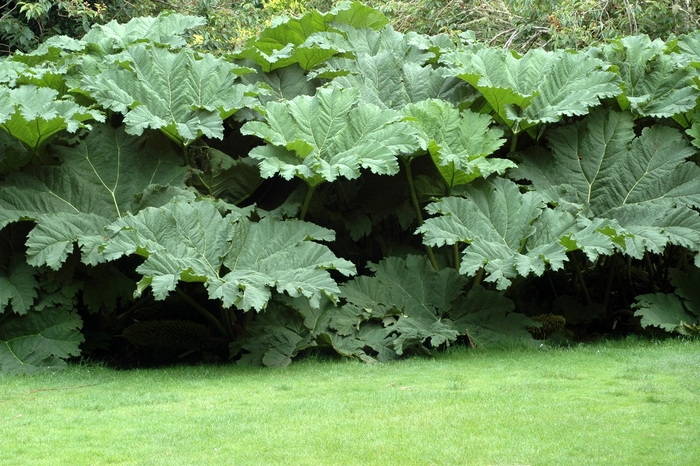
[1,337,699,465]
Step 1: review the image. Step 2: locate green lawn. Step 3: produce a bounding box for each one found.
[1,338,699,465]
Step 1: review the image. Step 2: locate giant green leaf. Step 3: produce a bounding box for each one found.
[678,30,700,65]
[82,45,259,146]
[442,47,621,132]
[428,187,555,288]
[4,14,206,97]
[633,265,700,335]
[417,177,617,289]
[0,308,83,374]
[0,124,190,269]
[319,25,471,108]
[102,199,356,311]
[0,85,103,153]
[403,99,511,188]
[596,35,700,118]
[516,108,700,262]
[81,13,206,56]
[331,53,469,110]
[236,1,387,72]
[241,86,422,187]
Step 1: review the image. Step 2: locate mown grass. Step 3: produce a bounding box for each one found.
[1,337,699,465]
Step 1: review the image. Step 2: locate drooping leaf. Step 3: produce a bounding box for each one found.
[0,124,190,269]
[189,147,262,204]
[238,62,321,114]
[0,130,33,174]
[450,286,536,347]
[217,216,356,310]
[0,255,38,315]
[687,120,700,148]
[0,85,103,153]
[391,317,458,355]
[241,86,422,187]
[102,199,355,311]
[363,255,467,320]
[340,255,465,354]
[83,46,259,146]
[232,295,356,366]
[0,308,83,374]
[669,267,700,317]
[633,292,698,332]
[443,47,621,132]
[595,35,700,118]
[515,108,700,262]
[403,99,511,188]
[232,302,315,367]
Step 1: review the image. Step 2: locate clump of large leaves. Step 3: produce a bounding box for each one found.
[2,14,206,95]
[403,99,511,188]
[442,47,621,135]
[321,255,537,359]
[515,108,700,263]
[82,45,260,147]
[0,84,103,154]
[417,177,618,289]
[0,124,191,270]
[241,86,422,187]
[593,35,700,118]
[233,257,538,366]
[101,199,356,311]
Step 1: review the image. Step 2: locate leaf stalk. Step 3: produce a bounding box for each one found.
[300,183,318,221]
[175,288,227,337]
[402,157,440,272]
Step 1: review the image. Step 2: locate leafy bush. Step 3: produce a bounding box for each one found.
[1,3,700,374]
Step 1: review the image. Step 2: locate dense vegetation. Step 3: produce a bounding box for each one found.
[3,0,699,53]
[1,2,700,374]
